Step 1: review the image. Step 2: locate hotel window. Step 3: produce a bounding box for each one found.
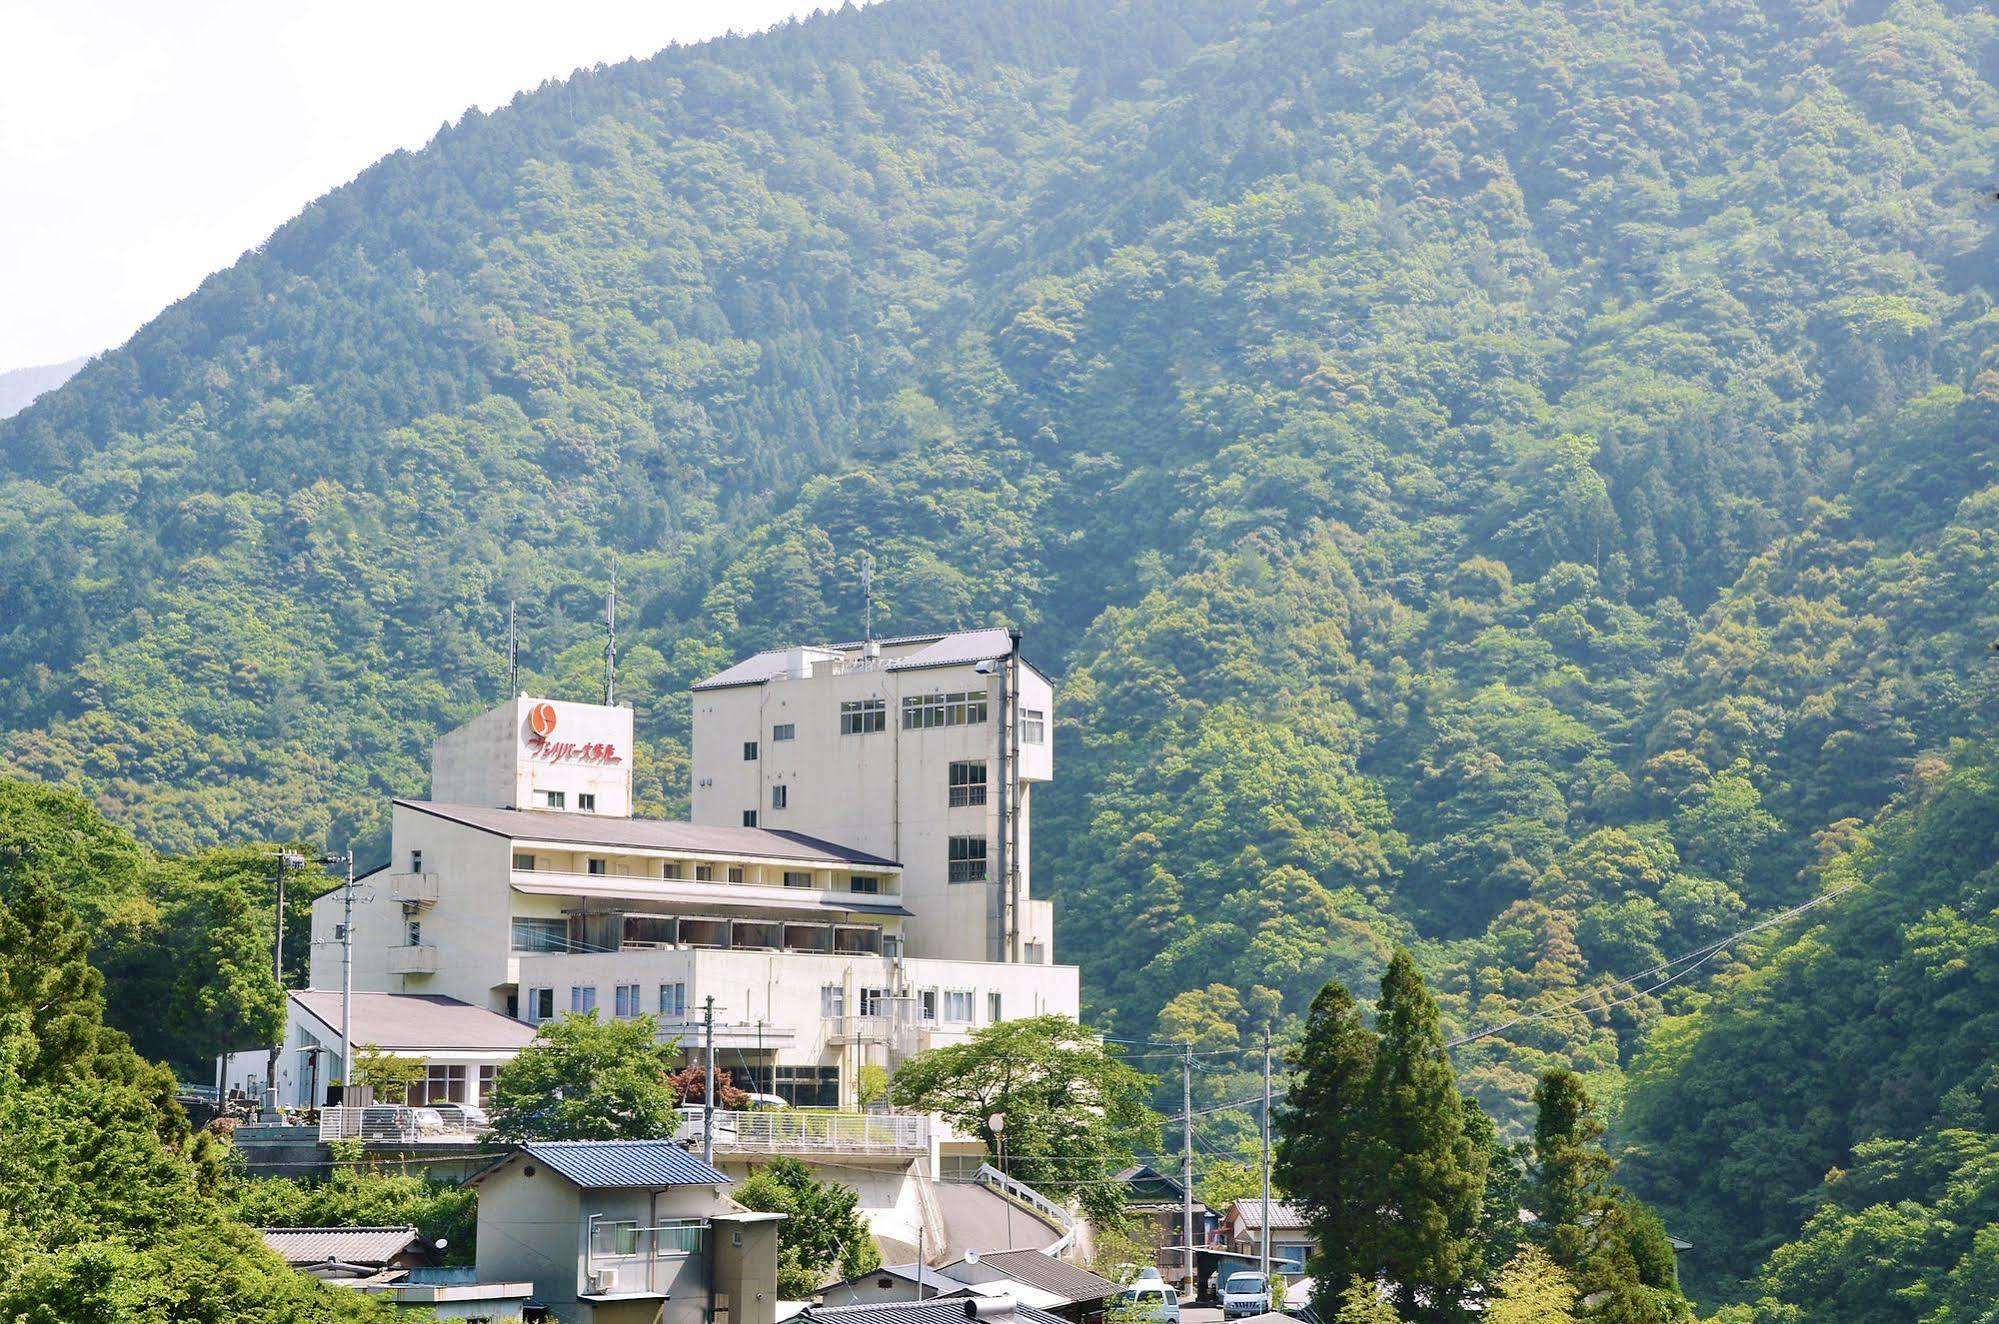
[743,740,758,761]
[771,784,788,810]
[918,989,939,1022]
[988,991,1003,1022]
[849,875,881,895]
[727,867,744,884]
[774,1065,840,1109]
[525,987,555,1023]
[695,864,715,882]
[511,917,567,953]
[783,870,812,889]
[902,690,988,730]
[949,761,987,807]
[1025,941,1047,964]
[410,849,423,873]
[859,987,889,1017]
[587,858,608,876]
[405,920,423,947]
[943,989,974,1023]
[542,790,566,809]
[820,985,846,1018]
[742,810,758,828]
[570,985,597,1016]
[840,698,886,735]
[578,792,596,811]
[660,982,687,1018]
[948,836,988,883]
[410,1064,465,1106]
[663,863,682,880]
[513,853,537,871]
[773,723,795,742]
[1020,708,1046,744]
[478,1065,496,1104]
[613,983,642,1018]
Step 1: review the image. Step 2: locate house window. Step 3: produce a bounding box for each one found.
[406,920,423,947]
[410,849,423,873]
[943,990,974,1023]
[771,784,788,810]
[410,1064,466,1106]
[949,761,988,807]
[849,875,880,895]
[821,985,846,1018]
[860,987,889,1017]
[902,691,990,730]
[1020,708,1046,744]
[614,983,642,1018]
[840,699,886,735]
[919,989,939,1022]
[773,723,795,742]
[743,740,758,761]
[525,987,555,1023]
[774,1066,840,1109]
[578,793,596,811]
[948,836,988,883]
[511,918,567,953]
[742,810,758,828]
[587,858,608,876]
[660,982,687,1018]
[726,867,744,884]
[571,985,597,1016]
[542,790,565,809]
[1025,941,1047,964]
[478,1065,496,1104]
[663,863,682,880]
[513,853,536,871]
[783,870,812,889]
[695,864,715,882]
[988,991,1003,1022]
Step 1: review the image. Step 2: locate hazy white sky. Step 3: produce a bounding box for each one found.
[0,0,833,371]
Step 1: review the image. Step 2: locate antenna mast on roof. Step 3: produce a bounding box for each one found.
[860,551,877,658]
[507,600,520,697]
[604,556,619,706]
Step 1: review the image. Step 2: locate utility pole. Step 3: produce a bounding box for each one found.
[1259,1029,1272,1290]
[702,995,717,1165]
[263,850,293,1118]
[1182,1045,1196,1297]
[339,852,355,1105]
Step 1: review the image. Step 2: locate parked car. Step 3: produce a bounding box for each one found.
[358,1105,420,1141]
[1221,1272,1272,1319]
[429,1102,489,1131]
[1117,1282,1181,1324]
[411,1106,446,1136]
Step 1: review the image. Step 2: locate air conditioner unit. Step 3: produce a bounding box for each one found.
[588,1268,619,1294]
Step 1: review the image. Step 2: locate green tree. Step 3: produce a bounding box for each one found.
[1276,980,1380,1309]
[1367,951,1487,1322]
[1332,1277,1403,1324]
[1486,1246,1578,1324]
[352,1045,426,1104]
[891,1014,1159,1226]
[732,1156,880,1297]
[489,1013,681,1141]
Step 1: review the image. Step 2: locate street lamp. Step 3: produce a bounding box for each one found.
[989,1111,1012,1249]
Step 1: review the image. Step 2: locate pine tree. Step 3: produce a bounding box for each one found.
[1276,980,1380,1311]
[1531,1068,1615,1270]
[1367,949,1488,1322]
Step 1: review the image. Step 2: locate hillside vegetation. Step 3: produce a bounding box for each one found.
[2,0,1997,1306]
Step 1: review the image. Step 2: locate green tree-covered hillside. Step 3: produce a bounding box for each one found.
[3,0,1998,1301]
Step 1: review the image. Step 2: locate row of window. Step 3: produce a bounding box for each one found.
[535,790,597,810]
[754,696,1048,741]
[522,981,690,1023]
[822,984,1003,1023]
[754,761,986,817]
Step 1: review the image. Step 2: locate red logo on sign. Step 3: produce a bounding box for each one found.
[529,702,558,737]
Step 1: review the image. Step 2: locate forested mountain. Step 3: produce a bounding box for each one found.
[0,356,88,420]
[2,0,1997,1306]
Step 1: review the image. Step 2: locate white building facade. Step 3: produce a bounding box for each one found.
[302,631,1076,1109]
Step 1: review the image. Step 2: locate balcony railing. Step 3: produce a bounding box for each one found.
[387,944,439,974]
[319,1105,489,1143]
[387,871,439,905]
[675,1106,928,1154]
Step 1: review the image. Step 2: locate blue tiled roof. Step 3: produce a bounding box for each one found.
[520,1141,730,1190]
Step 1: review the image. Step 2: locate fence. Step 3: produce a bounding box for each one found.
[675,1106,929,1154]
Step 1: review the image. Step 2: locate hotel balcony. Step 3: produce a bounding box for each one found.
[387,871,439,905]
[387,943,439,975]
[674,1105,928,1156]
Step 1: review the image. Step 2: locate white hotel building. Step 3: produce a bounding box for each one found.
[289,628,1077,1112]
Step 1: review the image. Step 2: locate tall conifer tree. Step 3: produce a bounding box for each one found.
[1276,980,1381,1310]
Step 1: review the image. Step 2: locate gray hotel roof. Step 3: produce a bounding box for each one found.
[693,628,1045,691]
[397,800,900,869]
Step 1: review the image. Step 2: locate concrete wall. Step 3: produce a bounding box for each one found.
[434,695,635,817]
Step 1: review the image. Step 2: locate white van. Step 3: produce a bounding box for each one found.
[1221,1272,1271,1319]
[1117,1281,1181,1324]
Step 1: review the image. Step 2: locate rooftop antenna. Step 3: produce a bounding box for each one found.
[861,551,878,658]
[604,556,619,706]
[507,599,520,697]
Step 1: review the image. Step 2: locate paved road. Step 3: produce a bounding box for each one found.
[1181,1306,1225,1324]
